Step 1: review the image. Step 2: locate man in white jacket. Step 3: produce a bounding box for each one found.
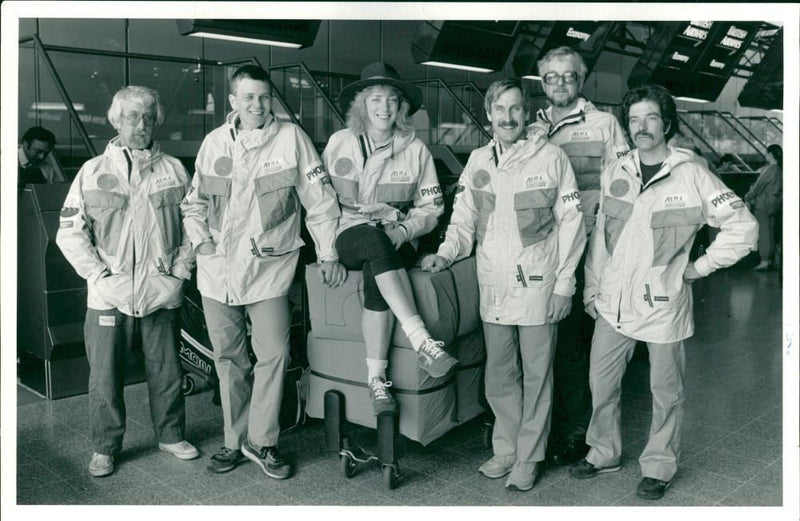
[422,79,585,491]
[181,65,345,479]
[569,83,757,500]
[56,86,199,478]
[530,46,630,466]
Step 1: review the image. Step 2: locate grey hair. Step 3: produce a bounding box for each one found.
[345,85,414,137]
[537,45,589,80]
[107,86,164,128]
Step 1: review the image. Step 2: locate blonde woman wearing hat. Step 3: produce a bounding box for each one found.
[322,62,456,416]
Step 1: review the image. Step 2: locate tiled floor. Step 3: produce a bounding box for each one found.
[15,262,784,508]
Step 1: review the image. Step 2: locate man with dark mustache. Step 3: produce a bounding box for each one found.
[529,46,630,467]
[569,84,757,500]
[422,79,585,491]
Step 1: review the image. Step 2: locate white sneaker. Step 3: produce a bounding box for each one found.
[505,461,538,491]
[478,455,515,479]
[416,338,458,378]
[89,452,114,477]
[159,440,200,460]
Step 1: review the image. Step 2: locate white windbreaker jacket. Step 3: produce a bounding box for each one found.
[532,99,630,234]
[56,137,194,317]
[436,132,586,326]
[322,128,444,240]
[585,147,758,343]
[181,113,341,306]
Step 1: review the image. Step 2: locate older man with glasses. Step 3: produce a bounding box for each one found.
[529,46,630,467]
[57,86,199,478]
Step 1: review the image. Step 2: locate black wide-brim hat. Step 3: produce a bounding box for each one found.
[339,62,424,116]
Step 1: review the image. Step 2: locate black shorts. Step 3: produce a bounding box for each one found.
[335,224,417,311]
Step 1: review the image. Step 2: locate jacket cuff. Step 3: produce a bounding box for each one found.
[317,250,339,263]
[171,264,192,280]
[692,257,714,277]
[554,279,576,298]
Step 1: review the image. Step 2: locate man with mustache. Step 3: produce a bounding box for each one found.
[181,65,344,479]
[422,79,585,491]
[570,84,757,500]
[56,86,199,477]
[529,46,630,466]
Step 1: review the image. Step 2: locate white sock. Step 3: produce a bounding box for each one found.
[366,358,389,381]
[401,315,430,352]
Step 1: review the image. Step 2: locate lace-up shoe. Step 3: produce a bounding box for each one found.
[478,455,515,478]
[368,377,397,415]
[208,447,246,474]
[636,477,671,500]
[505,461,538,491]
[569,458,621,479]
[158,440,199,460]
[241,440,292,480]
[89,453,114,477]
[416,338,458,377]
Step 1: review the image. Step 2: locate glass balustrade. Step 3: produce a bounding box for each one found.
[738,116,783,148]
[19,37,300,176]
[268,63,346,150]
[680,111,766,171]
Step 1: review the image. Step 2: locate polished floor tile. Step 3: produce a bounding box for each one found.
[14,264,786,508]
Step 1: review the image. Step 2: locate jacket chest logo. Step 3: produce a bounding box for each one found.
[524,174,547,189]
[214,156,233,176]
[262,159,285,174]
[472,169,491,189]
[609,178,630,197]
[96,173,118,190]
[663,193,687,208]
[334,157,354,176]
[569,129,592,141]
[387,170,411,183]
[155,175,177,188]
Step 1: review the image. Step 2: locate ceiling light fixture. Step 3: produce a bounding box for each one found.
[177,20,320,49]
[187,31,302,49]
[421,61,494,74]
[674,96,711,104]
[31,102,85,111]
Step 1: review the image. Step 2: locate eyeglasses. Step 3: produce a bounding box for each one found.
[542,71,581,85]
[121,112,157,126]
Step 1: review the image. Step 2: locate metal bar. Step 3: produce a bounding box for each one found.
[269,62,346,125]
[676,113,720,162]
[683,110,766,162]
[30,34,97,157]
[411,78,491,142]
[20,36,226,67]
[721,111,768,151]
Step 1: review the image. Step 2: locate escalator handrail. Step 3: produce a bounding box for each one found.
[676,113,721,162]
[268,62,346,125]
[720,111,768,152]
[411,78,492,142]
[682,110,766,162]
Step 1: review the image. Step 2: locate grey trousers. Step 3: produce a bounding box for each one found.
[84,307,185,456]
[585,315,686,482]
[483,321,557,464]
[202,296,290,449]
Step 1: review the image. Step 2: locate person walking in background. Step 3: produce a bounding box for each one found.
[529,45,630,466]
[181,65,345,480]
[423,78,585,491]
[745,144,782,271]
[56,86,199,478]
[571,84,757,500]
[18,125,67,187]
[322,62,454,417]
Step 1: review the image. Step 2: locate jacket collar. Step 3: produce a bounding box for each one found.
[620,146,695,188]
[488,128,548,168]
[226,110,279,149]
[534,98,598,138]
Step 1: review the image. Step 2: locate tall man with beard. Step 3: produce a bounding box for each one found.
[422,79,585,491]
[529,46,630,466]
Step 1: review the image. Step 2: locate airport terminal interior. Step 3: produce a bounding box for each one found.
[11,14,790,509]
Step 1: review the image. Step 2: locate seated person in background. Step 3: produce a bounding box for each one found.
[322,62,456,416]
[745,144,783,271]
[18,125,67,187]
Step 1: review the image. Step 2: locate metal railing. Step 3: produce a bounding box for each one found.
[411,78,492,149]
[268,62,346,148]
[19,35,302,168]
[679,110,766,169]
